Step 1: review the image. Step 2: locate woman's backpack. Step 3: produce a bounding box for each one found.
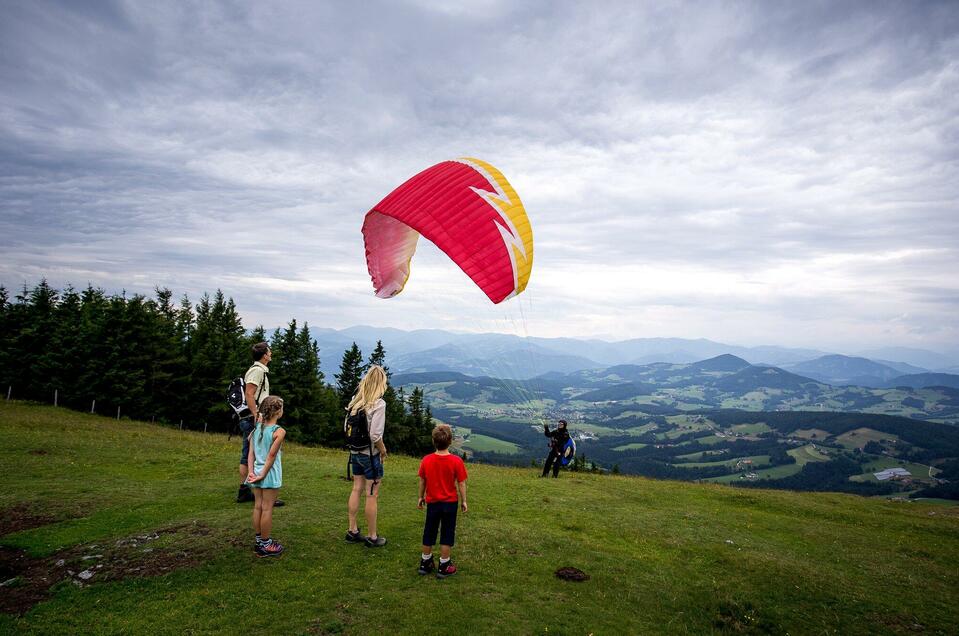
[345,409,373,453]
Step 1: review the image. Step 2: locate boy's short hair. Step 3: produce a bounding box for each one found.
[432,424,453,450]
[252,342,270,361]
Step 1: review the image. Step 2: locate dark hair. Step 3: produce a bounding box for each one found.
[252,342,270,361]
[558,419,568,427]
[432,424,453,450]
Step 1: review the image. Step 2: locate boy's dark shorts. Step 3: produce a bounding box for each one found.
[422,501,458,547]
[350,452,384,480]
[239,416,255,464]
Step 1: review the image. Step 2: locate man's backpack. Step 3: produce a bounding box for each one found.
[344,409,373,453]
[226,370,268,419]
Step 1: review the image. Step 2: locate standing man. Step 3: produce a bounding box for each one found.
[236,342,283,506]
[541,420,570,478]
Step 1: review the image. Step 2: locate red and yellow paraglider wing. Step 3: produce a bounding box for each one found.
[362,158,533,304]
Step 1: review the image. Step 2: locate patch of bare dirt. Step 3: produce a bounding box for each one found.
[0,521,225,615]
[1,503,59,536]
[555,566,589,582]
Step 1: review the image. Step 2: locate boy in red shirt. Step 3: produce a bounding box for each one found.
[417,424,468,578]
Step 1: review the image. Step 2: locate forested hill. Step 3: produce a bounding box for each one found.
[0,280,436,457]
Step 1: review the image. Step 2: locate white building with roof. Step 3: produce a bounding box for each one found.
[874,467,911,481]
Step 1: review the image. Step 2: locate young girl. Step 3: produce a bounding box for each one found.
[345,365,389,548]
[246,395,286,557]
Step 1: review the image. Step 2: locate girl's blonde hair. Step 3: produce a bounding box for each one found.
[348,365,388,415]
[257,396,284,445]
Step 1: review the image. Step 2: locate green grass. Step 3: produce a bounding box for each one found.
[730,422,772,435]
[611,443,648,452]
[3,402,959,634]
[849,458,940,483]
[676,455,772,469]
[461,433,521,454]
[703,463,805,484]
[792,428,831,440]
[787,444,831,467]
[834,428,900,450]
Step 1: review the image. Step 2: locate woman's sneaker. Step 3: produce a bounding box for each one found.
[364,535,387,548]
[258,540,284,558]
[418,556,435,575]
[436,560,457,579]
[345,530,365,543]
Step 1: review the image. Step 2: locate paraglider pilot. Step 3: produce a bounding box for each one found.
[541,420,570,478]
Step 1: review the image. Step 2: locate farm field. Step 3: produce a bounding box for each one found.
[461,433,521,454]
[849,458,940,483]
[703,463,805,484]
[834,428,900,450]
[787,444,832,466]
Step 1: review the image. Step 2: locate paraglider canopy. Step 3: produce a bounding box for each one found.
[362,158,533,304]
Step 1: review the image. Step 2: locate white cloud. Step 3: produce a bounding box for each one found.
[1,0,957,353]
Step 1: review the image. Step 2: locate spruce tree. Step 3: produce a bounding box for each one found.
[43,285,84,408]
[21,280,59,401]
[335,342,364,409]
[367,340,389,376]
[145,288,191,423]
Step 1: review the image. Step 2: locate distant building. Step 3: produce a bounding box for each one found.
[874,467,911,481]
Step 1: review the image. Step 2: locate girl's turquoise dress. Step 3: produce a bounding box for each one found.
[248,423,282,489]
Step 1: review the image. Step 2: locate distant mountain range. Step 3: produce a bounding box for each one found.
[307,326,958,383]
[392,353,959,425]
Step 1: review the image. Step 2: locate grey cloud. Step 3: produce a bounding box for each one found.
[1,0,957,351]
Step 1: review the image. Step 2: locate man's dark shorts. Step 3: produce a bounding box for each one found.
[422,501,459,547]
[239,416,255,464]
[350,452,384,480]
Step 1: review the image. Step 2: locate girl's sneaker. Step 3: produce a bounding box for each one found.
[364,535,387,548]
[345,529,365,543]
[418,556,435,575]
[258,540,284,558]
[436,560,457,579]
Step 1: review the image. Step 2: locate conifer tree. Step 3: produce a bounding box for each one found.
[42,285,84,408]
[367,340,388,376]
[77,285,110,412]
[145,288,191,423]
[20,280,59,401]
[335,342,364,409]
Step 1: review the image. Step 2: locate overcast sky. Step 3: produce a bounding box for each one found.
[1,0,957,353]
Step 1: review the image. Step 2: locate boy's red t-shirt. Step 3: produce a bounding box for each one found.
[418,452,468,503]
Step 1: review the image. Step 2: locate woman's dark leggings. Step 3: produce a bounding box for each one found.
[542,449,561,477]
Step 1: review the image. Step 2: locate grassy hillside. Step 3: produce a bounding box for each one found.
[2,402,958,634]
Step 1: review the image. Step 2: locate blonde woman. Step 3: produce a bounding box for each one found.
[344,365,389,547]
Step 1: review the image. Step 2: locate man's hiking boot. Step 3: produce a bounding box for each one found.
[436,560,457,579]
[364,535,387,548]
[418,556,435,575]
[345,530,365,543]
[236,484,254,503]
[257,540,284,558]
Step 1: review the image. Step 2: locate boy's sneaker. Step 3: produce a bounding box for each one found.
[258,540,284,558]
[418,556,435,575]
[436,560,457,579]
[345,529,365,543]
[364,535,387,548]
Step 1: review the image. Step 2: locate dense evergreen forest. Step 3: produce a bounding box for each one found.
[0,280,434,456]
